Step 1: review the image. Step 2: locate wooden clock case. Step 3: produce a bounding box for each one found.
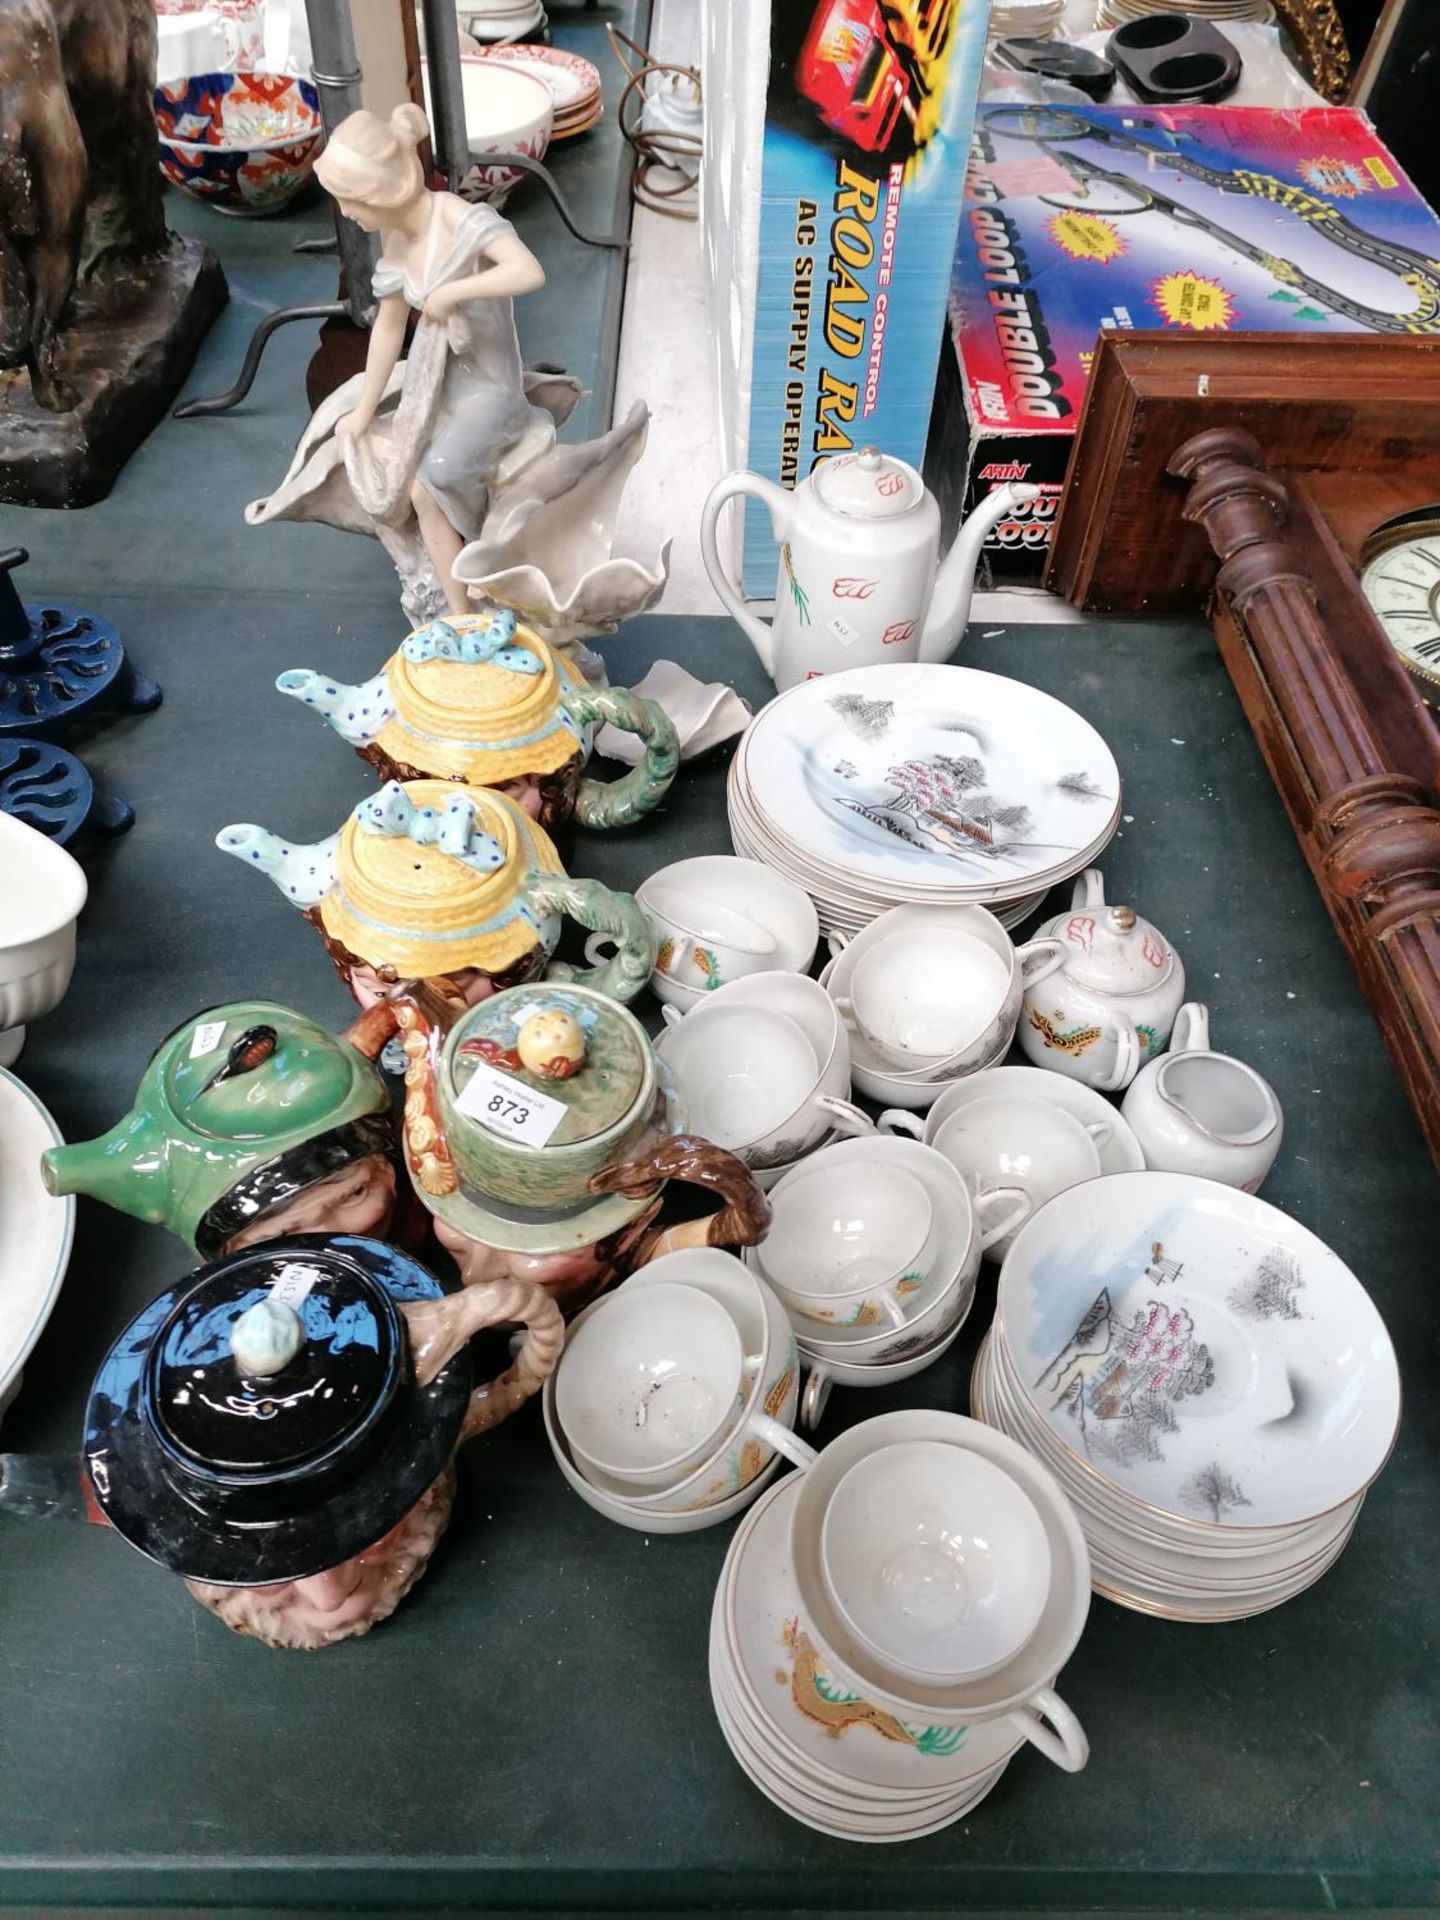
[1046,334,1440,1168]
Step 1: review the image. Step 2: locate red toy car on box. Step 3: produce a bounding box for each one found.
[795,0,957,156]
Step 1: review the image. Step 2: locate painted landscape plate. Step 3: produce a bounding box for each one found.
[739,666,1120,900]
[998,1171,1400,1528]
[0,1069,75,1418]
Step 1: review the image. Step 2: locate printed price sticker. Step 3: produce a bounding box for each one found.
[190,1020,228,1060]
[455,1059,567,1149]
[268,1262,322,1310]
[827,614,860,647]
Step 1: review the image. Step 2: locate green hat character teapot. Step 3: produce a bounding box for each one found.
[41,1002,398,1257]
[275,610,680,834]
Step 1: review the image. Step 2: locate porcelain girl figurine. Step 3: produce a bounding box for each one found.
[277,609,680,833]
[246,106,668,640]
[216,779,655,1011]
[321,105,546,617]
[41,1002,400,1257]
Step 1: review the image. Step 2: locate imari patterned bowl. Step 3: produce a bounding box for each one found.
[154,72,323,216]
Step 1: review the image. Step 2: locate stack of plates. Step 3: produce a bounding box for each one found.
[459,0,548,46]
[0,1069,74,1426]
[479,44,603,138]
[972,1170,1402,1621]
[989,0,1066,36]
[728,664,1121,941]
[1096,0,1276,23]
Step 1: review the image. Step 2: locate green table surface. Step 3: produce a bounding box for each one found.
[1,31,1438,1907]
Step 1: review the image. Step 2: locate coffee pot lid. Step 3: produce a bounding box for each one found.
[84,1235,470,1587]
[444,985,650,1151]
[812,448,924,519]
[1061,903,1177,994]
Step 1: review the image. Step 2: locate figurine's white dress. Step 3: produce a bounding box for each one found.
[372,200,548,535]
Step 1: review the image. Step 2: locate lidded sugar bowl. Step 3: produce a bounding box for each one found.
[387,981,770,1315]
[275,610,680,832]
[1018,869,1186,1091]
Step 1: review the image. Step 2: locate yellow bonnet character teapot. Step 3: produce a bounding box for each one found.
[274,610,679,833]
[216,778,655,1011]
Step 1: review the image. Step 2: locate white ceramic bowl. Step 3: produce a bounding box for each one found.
[759,1160,939,1334]
[424,55,554,203]
[0,816,87,1067]
[637,856,818,1011]
[821,1441,1052,1684]
[555,1281,744,1488]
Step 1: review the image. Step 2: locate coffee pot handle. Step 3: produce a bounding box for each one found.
[563,686,681,832]
[589,1133,772,1261]
[699,472,789,677]
[526,872,656,1006]
[401,1276,565,1446]
[1070,868,1105,911]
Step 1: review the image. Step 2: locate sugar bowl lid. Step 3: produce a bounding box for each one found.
[84,1235,470,1586]
[444,984,652,1151]
[1059,901,1177,994]
[812,448,924,519]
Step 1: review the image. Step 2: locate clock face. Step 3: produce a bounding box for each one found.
[1359,511,1440,692]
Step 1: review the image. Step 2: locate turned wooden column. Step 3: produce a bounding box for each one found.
[1169,427,1440,1124]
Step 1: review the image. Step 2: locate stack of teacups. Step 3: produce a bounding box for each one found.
[543,1250,812,1531]
[656,973,872,1189]
[709,1409,1091,1839]
[746,1135,1028,1425]
[820,903,1066,1113]
[623,855,819,1013]
[973,1170,1402,1619]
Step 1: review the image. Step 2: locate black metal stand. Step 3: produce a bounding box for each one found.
[172,301,348,418]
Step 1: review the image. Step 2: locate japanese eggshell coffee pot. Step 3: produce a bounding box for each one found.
[0,1235,563,1650]
[216,778,655,1009]
[383,980,771,1316]
[41,1001,398,1257]
[1019,869,1187,1092]
[699,447,1040,691]
[275,610,680,834]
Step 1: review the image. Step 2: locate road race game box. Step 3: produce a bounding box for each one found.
[932,103,1440,585]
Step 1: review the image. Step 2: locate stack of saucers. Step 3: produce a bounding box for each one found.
[729,665,1121,941]
[747,1135,1019,1427]
[543,1250,810,1532]
[989,0,1066,35]
[973,1170,1402,1620]
[479,43,602,138]
[710,1409,1092,1839]
[1096,0,1276,23]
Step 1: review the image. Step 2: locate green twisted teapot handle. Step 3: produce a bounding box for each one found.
[523,871,656,1005]
[563,687,680,832]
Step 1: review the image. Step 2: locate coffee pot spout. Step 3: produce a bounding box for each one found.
[214,822,340,907]
[920,482,1041,662]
